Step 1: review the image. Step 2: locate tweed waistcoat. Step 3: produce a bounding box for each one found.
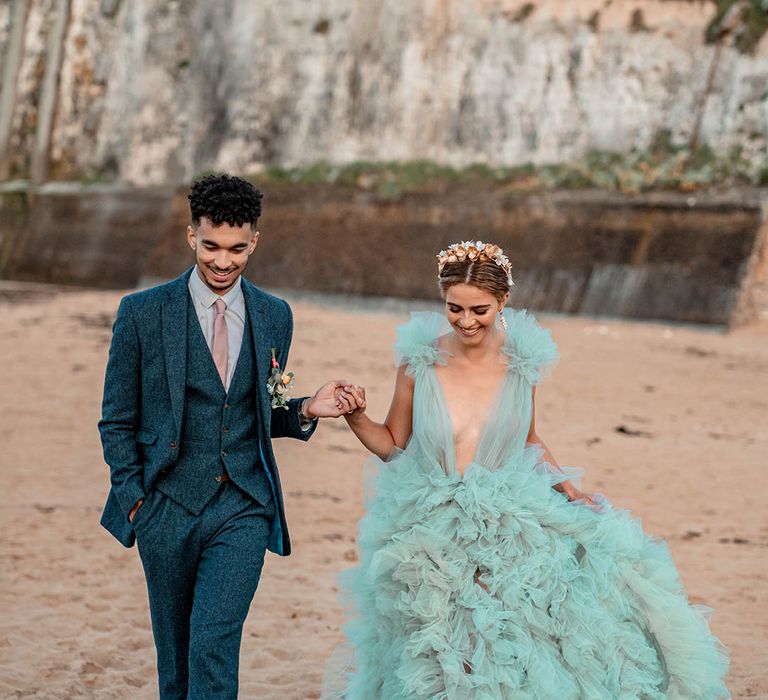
[155,295,273,514]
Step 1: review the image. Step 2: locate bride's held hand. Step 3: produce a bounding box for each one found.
[304,380,364,418]
[335,384,366,418]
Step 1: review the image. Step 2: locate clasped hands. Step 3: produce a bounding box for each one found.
[301,381,366,420]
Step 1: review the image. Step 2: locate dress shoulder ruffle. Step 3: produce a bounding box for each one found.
[501,308,559,384]
[393,312,450,372]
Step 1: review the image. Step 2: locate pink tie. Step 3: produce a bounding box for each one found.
[212,298,228,386]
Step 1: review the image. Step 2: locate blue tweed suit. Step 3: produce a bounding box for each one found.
[98,267,315,699]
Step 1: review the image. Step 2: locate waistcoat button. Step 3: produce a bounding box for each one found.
[170,441,177,449]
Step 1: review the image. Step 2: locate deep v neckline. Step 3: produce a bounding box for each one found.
[431,340,509,478]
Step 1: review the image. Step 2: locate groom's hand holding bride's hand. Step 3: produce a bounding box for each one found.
[337,384,366,420]
[302,381,366,419]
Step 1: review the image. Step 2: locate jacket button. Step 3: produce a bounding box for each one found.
[170,441,177,449]
[223,426,229,432]
[214,475,223,482]
[221,450,228,457]
[224,403,230,409]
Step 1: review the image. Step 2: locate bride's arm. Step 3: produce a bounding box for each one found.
[526,387,601,509]
[342,365,414,461]
[525,387,570,493]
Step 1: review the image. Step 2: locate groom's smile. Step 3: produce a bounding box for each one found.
[187,216,260,294]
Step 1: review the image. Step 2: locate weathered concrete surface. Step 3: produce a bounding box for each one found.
[732,204,768,324]
[0,182,175,288]
[3,183,763,325]
[0,0,766,184]
[205,185,768,325]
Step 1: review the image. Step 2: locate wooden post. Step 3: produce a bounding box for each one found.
[688,1,745,158]
[0,0,30,180]
[30,0,71,184]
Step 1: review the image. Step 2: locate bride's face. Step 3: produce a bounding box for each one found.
[445,283,504,346]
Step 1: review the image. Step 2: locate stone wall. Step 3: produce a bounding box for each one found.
[0,0,766,184]
[0,182,175,287]
[2,182,765,326]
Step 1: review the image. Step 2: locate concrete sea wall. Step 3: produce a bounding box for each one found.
[1,183,765,326]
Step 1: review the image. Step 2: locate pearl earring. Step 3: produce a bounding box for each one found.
[498,310,508,331]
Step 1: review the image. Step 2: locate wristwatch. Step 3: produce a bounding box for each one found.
[299,398,315,430]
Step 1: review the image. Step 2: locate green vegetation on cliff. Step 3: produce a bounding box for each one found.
[251,134,766,199]
[706,0,768,54]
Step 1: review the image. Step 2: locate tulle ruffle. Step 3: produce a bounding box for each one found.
[394,312,451,373]
[334,448,730,699]
[501,309,559,385]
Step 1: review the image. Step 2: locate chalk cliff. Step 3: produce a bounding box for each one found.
[0,0,766,184]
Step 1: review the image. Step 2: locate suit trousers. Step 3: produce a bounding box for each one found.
[135,481,275,700]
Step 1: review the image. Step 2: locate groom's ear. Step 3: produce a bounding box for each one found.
[186,225,197,250]
[248,230,260,255]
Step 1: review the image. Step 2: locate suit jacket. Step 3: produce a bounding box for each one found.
[98,267,315,555]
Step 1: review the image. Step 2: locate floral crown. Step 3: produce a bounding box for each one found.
[436,241,515,287]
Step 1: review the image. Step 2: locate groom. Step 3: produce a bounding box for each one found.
[98,174,349,699]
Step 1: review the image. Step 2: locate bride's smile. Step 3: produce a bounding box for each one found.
[444,283,508,354]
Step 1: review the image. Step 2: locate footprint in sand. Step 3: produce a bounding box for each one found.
[97,588,121,599]
[262,646,302,662]
[125,675,149,688]
[85,619,116,632]
[80,660,104,675]
[123,635,152,652]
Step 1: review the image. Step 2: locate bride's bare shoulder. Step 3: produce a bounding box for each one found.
[435,332,454,352]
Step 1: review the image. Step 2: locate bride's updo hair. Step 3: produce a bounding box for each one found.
[438,259,510,301]
[437,241,513,302]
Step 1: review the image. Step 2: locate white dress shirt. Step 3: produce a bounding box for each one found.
[188,266,245,391]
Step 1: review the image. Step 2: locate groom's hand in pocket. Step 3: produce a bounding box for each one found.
[128,498,144,523]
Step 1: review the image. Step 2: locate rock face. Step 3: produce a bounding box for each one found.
[0,0,766,185]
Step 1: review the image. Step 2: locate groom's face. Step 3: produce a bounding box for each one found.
[186,216,259,294]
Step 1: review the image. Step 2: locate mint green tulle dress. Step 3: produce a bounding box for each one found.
[324,310,729,700]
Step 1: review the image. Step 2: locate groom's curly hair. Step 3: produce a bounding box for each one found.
[188,174,263,228]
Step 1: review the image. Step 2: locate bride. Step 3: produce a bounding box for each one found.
[327,241,729,699]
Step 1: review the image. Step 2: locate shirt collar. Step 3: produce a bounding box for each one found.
[188,266,245,322]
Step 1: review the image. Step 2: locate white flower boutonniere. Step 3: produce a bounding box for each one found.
[267,348,295,410]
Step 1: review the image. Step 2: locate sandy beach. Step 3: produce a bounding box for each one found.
[0,282,766,699]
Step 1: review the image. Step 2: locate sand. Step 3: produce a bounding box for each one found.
[0,281,765,699]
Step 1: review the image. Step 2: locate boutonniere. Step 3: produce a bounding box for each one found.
[267,348,295,410]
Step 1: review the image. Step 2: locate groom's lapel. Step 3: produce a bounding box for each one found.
[242,280,270,413]
[161,268,193,435]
